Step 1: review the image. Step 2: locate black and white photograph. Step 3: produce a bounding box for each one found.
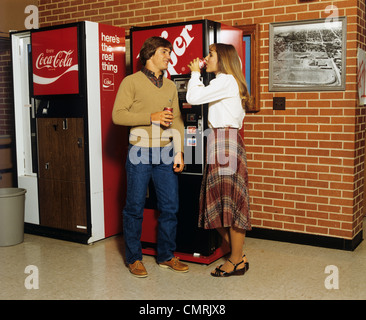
[269,17,347,91]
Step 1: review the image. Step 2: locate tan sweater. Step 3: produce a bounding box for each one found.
[112,71,184,154]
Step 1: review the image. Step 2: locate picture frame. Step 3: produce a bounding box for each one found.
[269,16,347,92]
[236,24,260,112]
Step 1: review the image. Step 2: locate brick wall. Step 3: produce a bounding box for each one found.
[36,0,365,242]
[0,40,14,136]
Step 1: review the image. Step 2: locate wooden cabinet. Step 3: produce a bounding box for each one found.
[37,118,88,233]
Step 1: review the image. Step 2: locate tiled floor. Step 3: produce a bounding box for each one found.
[1,219,365,300]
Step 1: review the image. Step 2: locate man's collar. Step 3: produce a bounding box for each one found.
[141,66,163,79]
[141,66,164,88]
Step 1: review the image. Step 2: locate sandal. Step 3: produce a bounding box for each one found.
[211,259,248,277]
[243,254,250,271]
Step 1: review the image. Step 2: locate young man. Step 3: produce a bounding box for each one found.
[112,37,188,277]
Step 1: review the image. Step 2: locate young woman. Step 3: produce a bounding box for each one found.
[187,43,252,277]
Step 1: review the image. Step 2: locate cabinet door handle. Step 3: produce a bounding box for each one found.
[45,162,49,170]
[77,138,83,148]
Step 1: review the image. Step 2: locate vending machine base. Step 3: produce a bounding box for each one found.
[141,244,230,265]
[141,208,230,265]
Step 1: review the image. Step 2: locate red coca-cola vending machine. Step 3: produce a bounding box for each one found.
[11,21,128,243]
[130,20,244,263]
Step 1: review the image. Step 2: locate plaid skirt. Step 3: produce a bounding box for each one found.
[198,128,251,231]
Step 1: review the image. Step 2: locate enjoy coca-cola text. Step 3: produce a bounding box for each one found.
[35,50,75,70]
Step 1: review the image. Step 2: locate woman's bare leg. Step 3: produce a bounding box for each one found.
[212,226,247,274]
[216,227,230,246]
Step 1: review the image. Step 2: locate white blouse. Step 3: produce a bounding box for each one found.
[186,71,245,129]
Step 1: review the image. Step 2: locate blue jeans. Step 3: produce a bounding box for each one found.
[123,144,178,264]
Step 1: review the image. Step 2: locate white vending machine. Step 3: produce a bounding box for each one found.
[11,21,128,243]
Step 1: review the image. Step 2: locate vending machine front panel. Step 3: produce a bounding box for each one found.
[173,76,206,175]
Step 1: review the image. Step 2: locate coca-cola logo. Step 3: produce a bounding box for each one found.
[33,48,79,86]
[35,49,75,70]
[104,78,113,86]
[102,73,114,91]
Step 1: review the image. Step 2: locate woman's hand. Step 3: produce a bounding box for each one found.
[188,58,201,73]
[151,110,173,127]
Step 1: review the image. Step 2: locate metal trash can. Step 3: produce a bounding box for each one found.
[0,188,27,246]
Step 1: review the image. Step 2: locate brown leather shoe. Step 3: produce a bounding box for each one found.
[128,260,148,278]
[159,257,189,273]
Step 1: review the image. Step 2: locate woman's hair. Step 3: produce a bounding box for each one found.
[139,36,173,66]
[210,43,253,112]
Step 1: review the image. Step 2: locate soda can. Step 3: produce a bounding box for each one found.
[199,59,207,69]
[163,107,173,125]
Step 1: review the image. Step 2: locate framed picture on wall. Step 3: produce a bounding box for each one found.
[269,16,347,91]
